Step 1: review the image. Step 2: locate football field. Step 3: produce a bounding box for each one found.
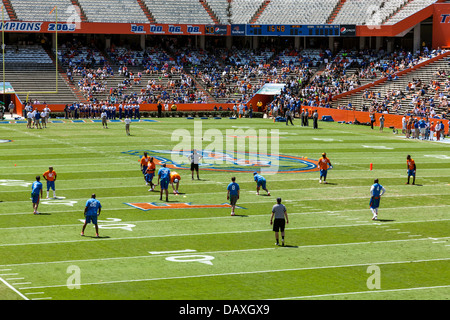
[0,116,449,302]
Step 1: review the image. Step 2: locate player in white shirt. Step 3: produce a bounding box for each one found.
[188,149,203,180]
[101,111,108,128]
[124,116,131,136]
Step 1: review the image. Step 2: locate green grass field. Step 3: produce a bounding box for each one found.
[0,116,449,301]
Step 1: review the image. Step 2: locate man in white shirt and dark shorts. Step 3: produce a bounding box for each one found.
[188,149,202,180]
[270,197,289,246]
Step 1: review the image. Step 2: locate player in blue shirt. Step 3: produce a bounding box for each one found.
[253,172,270,196]
[370,179,386,220]
[157,163,171,202]
[81,194,102,237]
[227,177,240,216]
[31,176,43,215]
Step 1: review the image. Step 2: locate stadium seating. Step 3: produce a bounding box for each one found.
[1,45,52,65]
[77,0,148,23]
[333,0,407,25]
[9,0,74,22]
[256,0,339,24]
[229,0,265,24]
[205,0,230,24]
[0,4,11,21]
[1,45,77,104]
[142,0,213,24]
[332,51,450,114]
[384,0,437,25]
[5,0,440,25]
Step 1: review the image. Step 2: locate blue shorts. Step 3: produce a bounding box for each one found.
[407,169,415,177]
[257,180,266,189]
[31,193,40,204]
[320,169,328,178]
[85,214,98,224]
[160,178,169,190]
[142,166,147,175]
[47,181,55,191]
[145,173,154,183]
[370,196,380,209]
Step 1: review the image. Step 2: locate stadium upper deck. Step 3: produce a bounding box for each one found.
[2,0,439,26]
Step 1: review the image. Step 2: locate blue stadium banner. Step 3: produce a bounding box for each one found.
[246,24,341,37]
[339,25,356,36]
[231,24,246,36]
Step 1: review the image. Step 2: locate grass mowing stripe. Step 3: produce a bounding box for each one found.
[0,277,29,300]
[15,257,450,290]
[2,204,450,218]
[0,221,447,247]
[1,119,448,299]
[270,285,450,300]
[4,191,450,204]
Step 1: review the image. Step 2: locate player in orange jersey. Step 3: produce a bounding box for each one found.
[406,155,416,185]
[146,157,156,191]
[43,166,57,199]
[318,153,333,184]
[140,152,151,185]
[170,171,181,195]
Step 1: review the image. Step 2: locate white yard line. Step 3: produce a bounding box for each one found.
[0,276,29,300]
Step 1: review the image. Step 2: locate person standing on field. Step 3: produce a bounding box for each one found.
[379,115,385,132]
[43,166,57,199]
[370,179,386,220]
[101,110,108,128]
[318,152,333,184]
[188,149,202,180]
[124,115,131,136]
[8,101,14,117]
[270,197,289,246]
[81,193,102,238]
[227,176,240,216]
[157,163,171,202]
[31,175,43,215]
[406,155,416,185]
[313,110,319,129]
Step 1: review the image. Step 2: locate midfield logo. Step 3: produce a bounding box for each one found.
[125,202,245,211]
[123,149,319,174]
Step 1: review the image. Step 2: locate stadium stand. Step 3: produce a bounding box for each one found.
[332,50,450,114]
[1,45,78,104]
[205,0,231,24]
[385,0,437,24]
[333,0,408,25]
[4,0,440,25]
[256,0,340,24]
[232,0,266,24]
[77,0,148,23]
[9,0,74,22]
[0,3,11,20]
[142,0,214,24]
[1,0,448,122]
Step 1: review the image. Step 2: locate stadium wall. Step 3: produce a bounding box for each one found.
[302,106,448,134]
[16,101,448,134]
[16,103,235,116]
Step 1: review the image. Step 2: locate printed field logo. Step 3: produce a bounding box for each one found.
[123,121,319,173]
[123,149,319,174]
[126,202,245,211]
